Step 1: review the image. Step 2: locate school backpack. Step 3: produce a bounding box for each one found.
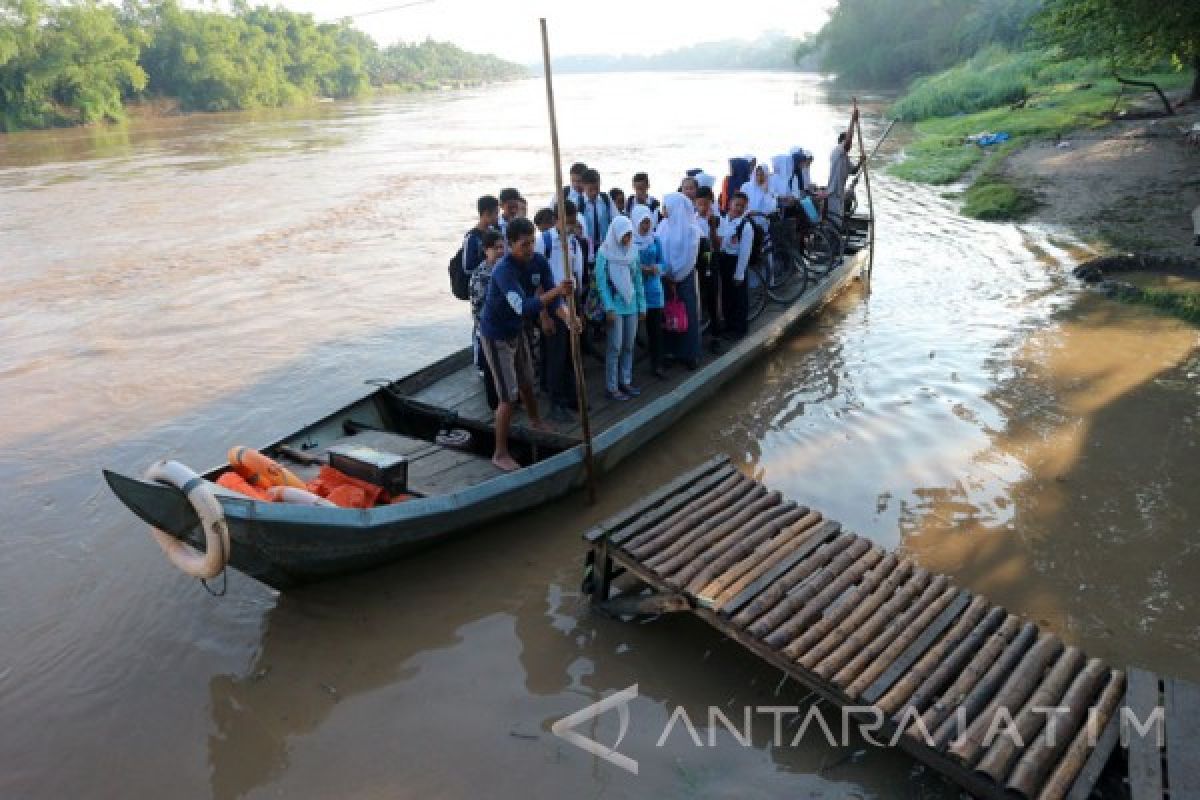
[447,229,479,301]
[734,215,766,267]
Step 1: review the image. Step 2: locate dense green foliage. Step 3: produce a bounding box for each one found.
[0,0,526,131]
[378,40,525,89]
[813,0,1042,86]
[1036,0,1200,99]
[891,47,1109,122]
[0,0,146,130]
[890,66,1189,184]
[552,32,803,73]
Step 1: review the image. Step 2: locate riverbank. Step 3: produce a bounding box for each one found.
[888,60,1200,322]
[1004,106,1200,258]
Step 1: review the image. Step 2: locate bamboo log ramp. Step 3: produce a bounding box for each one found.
[582,455,1200,800]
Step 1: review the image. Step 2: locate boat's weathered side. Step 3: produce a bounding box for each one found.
[590,252,863,472]
[105,445,587,587]
[105,234,868,588]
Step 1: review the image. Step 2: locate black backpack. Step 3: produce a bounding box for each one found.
[734,216,765,267]
[448,230,478,301]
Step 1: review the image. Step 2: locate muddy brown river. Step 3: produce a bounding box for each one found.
[1,73,1197,799]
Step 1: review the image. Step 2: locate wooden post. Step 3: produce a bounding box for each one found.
[853,106,876,285]
[539,18,597,504]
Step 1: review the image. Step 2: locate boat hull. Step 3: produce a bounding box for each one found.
[104,245,867,588]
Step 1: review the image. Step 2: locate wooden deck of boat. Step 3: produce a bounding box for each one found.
[581,456,1200,800]
[409,276,843,441]
[282,429,505,497]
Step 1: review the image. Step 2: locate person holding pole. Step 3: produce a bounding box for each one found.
[479,217,578,472]
[825,99,860,256]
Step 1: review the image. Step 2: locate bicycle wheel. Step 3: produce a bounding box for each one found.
[746,266,768,322]
[765,247,809,304]
[804,227,837,279]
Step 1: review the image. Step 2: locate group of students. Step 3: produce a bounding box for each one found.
[456,105,862,472]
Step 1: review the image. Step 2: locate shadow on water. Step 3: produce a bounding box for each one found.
[901,295,1200,678]
[204,440,954,800]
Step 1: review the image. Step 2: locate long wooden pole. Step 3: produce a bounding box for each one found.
[853,106,876,285]
[848,119,895,194]
[539,18,596,504]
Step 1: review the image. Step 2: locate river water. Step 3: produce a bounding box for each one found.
[1,72,1197,799]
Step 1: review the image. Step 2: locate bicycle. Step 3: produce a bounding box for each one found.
[744,211,808,304]
[754,210,838,300]
[746,264,768,322]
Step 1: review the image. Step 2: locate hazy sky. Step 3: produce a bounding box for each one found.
[210,0,837,62]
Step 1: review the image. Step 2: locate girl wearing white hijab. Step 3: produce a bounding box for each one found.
[768,154,793,196]
[740,161,779,231]
[789,146,814,195]
[656,192,703,368]
[632,205,667,378]
[595,215,646,399]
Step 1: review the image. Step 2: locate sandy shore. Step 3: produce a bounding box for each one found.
[1004,100,1200,260]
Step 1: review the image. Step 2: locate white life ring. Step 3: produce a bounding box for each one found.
[144,460,231,580]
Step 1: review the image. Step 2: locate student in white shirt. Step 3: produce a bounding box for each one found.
[577,168,617,259]
[656,192,703,368]
[534,205,585,421]
[740,161,778,233]
[716,191,756,339]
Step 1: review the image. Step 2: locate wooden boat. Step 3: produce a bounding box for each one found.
[104,215,872,588]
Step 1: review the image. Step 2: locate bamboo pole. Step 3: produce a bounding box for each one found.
[1005,659,1109,798]
[787,554,910,665]
[753,543,883,642]
[915,614,1021,739]
[626,471,747,558]
[539,18,596,503]
[825,575,945,681]
[686,504,812,596]
[731,531,854,628]
[1033,670,1125,800]
[677,501,804,590]
[847,589,986,700]
[852,103,877,284]
[652,490,780,577]
[703,510,824,605]
[605,462,738,550]
[974,646,1087,783]
[640,482,766,566]
[932,622,1039,749]
[805,567,933,674]
[887,605,1006,719]
[949,632,1066,765]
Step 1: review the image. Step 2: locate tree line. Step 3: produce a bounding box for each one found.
[0,0,527,132]
[805,0,1199,101]
[550,32,811,74]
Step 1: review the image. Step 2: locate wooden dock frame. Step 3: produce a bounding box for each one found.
[580,455,1187,800]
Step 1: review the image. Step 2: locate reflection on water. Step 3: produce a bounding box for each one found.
[1,72,1197,799]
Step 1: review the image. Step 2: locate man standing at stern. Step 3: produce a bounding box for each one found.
[479,218,579,472]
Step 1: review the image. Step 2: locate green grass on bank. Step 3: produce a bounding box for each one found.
[962,173,1040,220]
[891,48,1109,122]
[888,49,1191,220]
[1118,286,1200,325]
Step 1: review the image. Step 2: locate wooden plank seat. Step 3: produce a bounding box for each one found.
[278,429,504,497]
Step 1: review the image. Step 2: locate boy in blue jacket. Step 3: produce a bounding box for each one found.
[480,217,579,471]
